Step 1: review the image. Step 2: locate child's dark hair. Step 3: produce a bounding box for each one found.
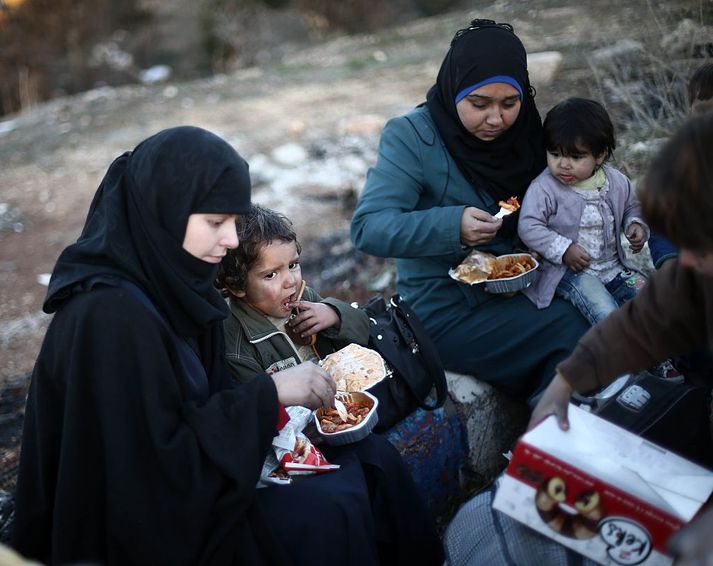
[216,204,301,296]
[641,113,713,252]
[688,62,713,103]
[543,98,616,159]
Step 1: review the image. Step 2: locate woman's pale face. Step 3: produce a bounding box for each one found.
[182,213,239,264]
[456,82,522,141]
[233,240,302,319]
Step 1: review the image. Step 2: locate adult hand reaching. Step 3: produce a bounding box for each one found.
[527,372,573,431]
[271,363,336,410]
[460,207,502,247]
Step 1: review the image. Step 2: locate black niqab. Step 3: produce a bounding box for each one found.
[425,20,546,202]
[44,126,251,379]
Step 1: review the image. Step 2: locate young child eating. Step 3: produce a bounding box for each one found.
[216,204,370,383]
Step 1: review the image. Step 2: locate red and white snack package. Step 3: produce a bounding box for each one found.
[277,433,340,475]
[257,406,339,487]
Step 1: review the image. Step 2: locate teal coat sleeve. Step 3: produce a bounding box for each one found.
[351,113,468,259]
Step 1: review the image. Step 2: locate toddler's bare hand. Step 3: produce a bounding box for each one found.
[287,301,339,338]
[460,207,502,247]
[563,243,591,272]
[625,223,646,253]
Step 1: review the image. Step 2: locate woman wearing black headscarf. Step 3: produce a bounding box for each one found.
[10,126,437,565]
[351,20,589,401]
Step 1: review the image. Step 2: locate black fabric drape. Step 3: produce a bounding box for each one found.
[43,126,251,396]
[44,126,250,338]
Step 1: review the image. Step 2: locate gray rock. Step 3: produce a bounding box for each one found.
[447,371,529,482]
[527,51,563,86]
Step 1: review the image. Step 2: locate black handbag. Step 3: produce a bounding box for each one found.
[359,294,448,432]
[592,372,713,469]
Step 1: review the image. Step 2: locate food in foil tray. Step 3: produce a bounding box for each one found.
[317,395,373,433]
[314,391,379,445]
[450,250,537,285]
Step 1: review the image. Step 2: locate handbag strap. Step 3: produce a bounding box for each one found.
[389,294,448,410]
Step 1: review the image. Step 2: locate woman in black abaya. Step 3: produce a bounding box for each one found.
[11,126,442,565]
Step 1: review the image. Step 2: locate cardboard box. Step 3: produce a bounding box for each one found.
[492,404,713,565]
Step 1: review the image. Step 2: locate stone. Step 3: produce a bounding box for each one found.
[660,19,713,58]
[527,51,563,86]
[138,65,172,85]
[590,39,644,64]
[271,143,308,167]
[446,371,529,482]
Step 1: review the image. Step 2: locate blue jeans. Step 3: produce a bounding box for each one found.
[556,269,647,326]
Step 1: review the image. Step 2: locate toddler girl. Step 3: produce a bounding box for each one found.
[518,97,649,324]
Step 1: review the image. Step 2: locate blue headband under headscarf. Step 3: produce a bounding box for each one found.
[455,75,523,103]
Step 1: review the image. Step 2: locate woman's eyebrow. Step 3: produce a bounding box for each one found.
[467,93,520,101]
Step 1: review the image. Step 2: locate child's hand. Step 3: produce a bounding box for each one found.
[626,223,646,253]
[287,301,340,339]
[563,243,591,272]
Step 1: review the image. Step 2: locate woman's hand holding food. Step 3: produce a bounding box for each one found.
[625,223,646,253]
[563,243,591,272]
[287,301,340,338]
[272,364,336,410]
[527,372,573,432]
[460,207,503,246]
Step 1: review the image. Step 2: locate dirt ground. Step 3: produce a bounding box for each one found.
[0,0,707,382]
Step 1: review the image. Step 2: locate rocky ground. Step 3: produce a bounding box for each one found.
[0,2,709,503]
[3,0,706,383]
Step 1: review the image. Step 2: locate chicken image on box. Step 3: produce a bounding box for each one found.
[492,404,713,566]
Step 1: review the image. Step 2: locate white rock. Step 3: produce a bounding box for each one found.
[37,273,52,286]
[661,19,713,56]
[90,42,134,71]
[248,153,281,186]
[590,39,644,63]
[0,119,17,137]
[139,65,172,85]
[527,51,563,86]
[446,371,494,403]
[338,154,368,176]
[271,143,308,167]
[445,371,529,479]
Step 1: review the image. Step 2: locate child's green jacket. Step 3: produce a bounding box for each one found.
[223,286,370,383]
